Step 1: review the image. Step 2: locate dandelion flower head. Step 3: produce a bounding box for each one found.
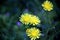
[26,27,41,40]
[30,15,41,26]
[42,0,53,11]
[20,13,31,25]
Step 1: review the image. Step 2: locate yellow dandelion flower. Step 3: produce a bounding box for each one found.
[20,13,41,26]
[26,27,41,40]
[30,15,41,26]
[42,0,53,11]
[20,13,31,25]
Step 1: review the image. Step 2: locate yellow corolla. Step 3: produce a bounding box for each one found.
[30,15,41,26]
[20,13,32,25]
[42,0,53,11]
[26,27,41,40]
[20,13,41,25]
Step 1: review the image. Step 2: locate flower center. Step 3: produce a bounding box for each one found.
[31,31,37,37]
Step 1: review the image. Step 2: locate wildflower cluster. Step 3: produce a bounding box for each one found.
[20,13,40,26]
[19,0,54,40]
[19,13,41,40]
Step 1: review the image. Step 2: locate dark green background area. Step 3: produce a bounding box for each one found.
[0,0,60,40]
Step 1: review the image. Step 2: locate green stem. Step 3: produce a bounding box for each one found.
[31,38,35,40]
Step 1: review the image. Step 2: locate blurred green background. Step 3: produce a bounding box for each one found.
[0,0,60,40]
